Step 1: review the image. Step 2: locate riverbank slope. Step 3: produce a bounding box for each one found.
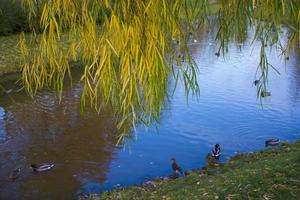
[0,34,21,76]
[83,140,300,200]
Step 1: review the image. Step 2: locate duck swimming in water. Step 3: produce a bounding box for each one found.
[171,158,183,175]
[212,144,221,160]
[265,139,280,147]
[31,163,54,172]
[254,80,260,86]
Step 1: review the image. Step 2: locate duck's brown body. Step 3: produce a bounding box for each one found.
[206,153,219,167]
[171,158,183,174]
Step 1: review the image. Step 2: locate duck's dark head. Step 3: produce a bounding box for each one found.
[171,158,176,162]
[31,164,38,169]
[265,141,269,147]
[215,144,220,148]
[265,140,272,147]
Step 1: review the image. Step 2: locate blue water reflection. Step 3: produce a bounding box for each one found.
[0,107,6,140]
[84,36,300,193]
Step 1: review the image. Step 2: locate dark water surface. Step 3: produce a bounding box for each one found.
[1,32,300,199]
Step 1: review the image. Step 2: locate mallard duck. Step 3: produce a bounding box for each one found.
[206,153,219,167]
[254,80,260,86]
[31,163,54,172]
[9,168,21,180]
[265,139,280,147]
[171,158,183,175]
[212,144,221,160]
[261,91,271,97]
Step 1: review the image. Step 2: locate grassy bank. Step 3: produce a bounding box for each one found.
[83,140,300,200]
[0,34,22,76]
[0,33,72,78]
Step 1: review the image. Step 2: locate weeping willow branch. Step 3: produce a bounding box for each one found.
[215,0,300,98]
[19,0,205,141]
[18,0,300,141]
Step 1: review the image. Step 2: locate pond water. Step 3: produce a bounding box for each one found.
[0,31,300,199]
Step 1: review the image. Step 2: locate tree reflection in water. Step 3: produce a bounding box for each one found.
[0,72,124,199]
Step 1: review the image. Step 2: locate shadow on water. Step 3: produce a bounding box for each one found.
[0,70,125,199]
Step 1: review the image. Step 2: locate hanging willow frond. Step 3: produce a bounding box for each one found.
[18,0,300,140]
[19,0,204,139]
[215,0,300,98]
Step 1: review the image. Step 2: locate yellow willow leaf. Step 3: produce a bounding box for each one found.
[106,39,119,57]
[40,5,49,28]
[67,43,77,61]
[18,32,29,58]
[52,17,61,38]
[144,0,153,14]
[162,0,167,18]
[281,0,285,15]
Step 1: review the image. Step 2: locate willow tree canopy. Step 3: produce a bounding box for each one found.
[19,0,300,139]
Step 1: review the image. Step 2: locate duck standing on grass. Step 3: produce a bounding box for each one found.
[171,158,183,175]
[206,153,219,167]
[31,163,54,172]
[212,143,221,160]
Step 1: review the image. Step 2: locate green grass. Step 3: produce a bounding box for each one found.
[0,34,22,76]
[82,140,300,200]
[0,0,29,36]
